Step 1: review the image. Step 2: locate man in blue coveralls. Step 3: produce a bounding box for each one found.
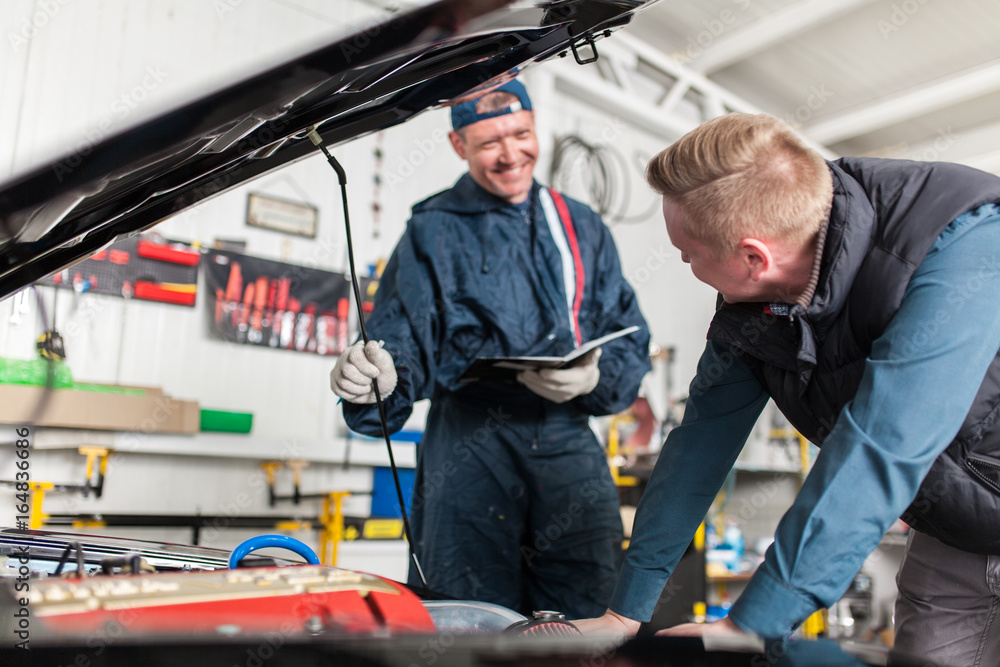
[575,113,1000,665]
[329,79,651,619]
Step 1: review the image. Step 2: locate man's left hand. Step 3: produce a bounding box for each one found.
[655,617,747,638]
[517,348,601,403]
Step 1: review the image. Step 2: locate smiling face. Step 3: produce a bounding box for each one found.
[449,110,538,204]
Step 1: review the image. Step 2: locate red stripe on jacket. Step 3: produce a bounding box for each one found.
[548,189,584,346]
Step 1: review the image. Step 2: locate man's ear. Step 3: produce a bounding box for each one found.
[738,238,773,281]
[449,130,467,160]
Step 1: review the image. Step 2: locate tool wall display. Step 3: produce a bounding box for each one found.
[203,250,376,355]
[33,235,200,307]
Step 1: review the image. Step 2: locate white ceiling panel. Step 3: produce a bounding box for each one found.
[623,0,1000,173]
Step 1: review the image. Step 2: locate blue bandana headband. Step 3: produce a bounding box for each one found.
[451,79,533,131]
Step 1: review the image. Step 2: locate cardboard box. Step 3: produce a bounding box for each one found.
[0,385,199,434]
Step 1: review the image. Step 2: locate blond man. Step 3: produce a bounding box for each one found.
[578,113,1000,666]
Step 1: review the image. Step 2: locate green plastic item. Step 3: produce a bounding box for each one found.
[0,356,74,388]
[200,409,253,434]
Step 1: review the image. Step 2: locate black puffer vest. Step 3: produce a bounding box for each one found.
[707,157,1000,554]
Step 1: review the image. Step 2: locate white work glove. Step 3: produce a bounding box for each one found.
[517,348,601,404]
[330,340,398,404]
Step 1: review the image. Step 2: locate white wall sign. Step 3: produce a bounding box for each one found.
[246,193,318,238]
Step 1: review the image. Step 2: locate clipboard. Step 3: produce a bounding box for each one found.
[458,325,641,382]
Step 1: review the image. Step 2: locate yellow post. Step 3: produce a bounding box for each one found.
[318,491,351,565]
[28,482,54,529]
[98,449,109,478]
[801,609,827,639]
[607,415,639,487]
[799,432,811,477]
[319,495,331,563]
[260,461,282,485]
[694,522,706,551]
[608,414,620,484]
[78,447,110,484]
[286,460,309,488]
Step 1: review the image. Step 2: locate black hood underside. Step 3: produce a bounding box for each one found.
[0,0,651,301]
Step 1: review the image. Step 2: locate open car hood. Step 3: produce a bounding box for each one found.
[0,0,653,301]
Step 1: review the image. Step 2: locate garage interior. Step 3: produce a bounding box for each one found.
[2,0,999,664]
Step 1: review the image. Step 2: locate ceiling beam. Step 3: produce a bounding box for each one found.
[546,33,836,158]
[611,33,760,117]
[552,63,696,142]
[805,60,1000,145]
[882,119,1000,176]
[966,150,1000,176]
[691,0,880,74]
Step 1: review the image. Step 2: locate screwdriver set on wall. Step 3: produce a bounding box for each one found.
[34,235,200,307]
[203,249,376,356]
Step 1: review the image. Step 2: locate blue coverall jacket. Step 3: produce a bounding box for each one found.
[344,173,651,617]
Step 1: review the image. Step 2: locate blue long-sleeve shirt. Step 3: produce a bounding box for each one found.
[611,203,1000,637]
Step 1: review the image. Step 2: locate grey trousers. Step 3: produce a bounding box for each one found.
[890,531,1000,667]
